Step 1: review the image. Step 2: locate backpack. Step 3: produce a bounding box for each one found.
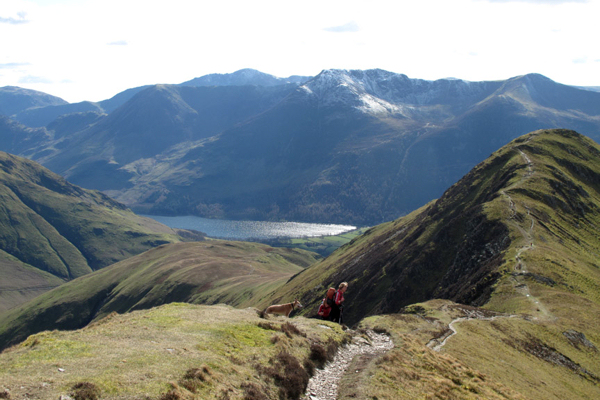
[325,287,336,307]
[317,287,337,318]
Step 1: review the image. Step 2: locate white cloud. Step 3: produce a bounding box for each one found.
[18,75,52,84]
[323,21,360,33]
[0,11,29,24]
[0,62,30,69]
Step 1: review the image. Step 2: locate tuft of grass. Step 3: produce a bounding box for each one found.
[179,366,213,393]
[280,322,306,338]
[258,351,310,400]
[70,382,101,400]
[241,382,268,400]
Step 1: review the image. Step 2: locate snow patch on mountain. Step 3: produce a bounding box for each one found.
[298,68,502,117]
[357,93,400,115]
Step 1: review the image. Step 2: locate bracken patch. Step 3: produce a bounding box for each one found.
[258,351,309,400]
[70,382,101,400]
[180,365,212,393]
[280,322,306,338]
[241,382,269,400]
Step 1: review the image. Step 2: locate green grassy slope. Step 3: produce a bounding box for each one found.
[0,241,320,350]
[358,299,599,400]
[0,151,197,309]
[0,251,64,313]
[1,129,600,399]
[0,303,348,400]
[265,130,600,326]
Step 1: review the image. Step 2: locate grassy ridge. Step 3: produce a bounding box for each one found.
[0,151,199,309]
[0,303,348,400]
[358,300,600,400]
[0,241,320,350]
[0,151,189,277]
[265,130,600,325]
[2,129,600,399]
[2,300,598,399]
[484,131,600,316]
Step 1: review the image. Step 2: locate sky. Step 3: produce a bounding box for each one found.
[1,0,599,103]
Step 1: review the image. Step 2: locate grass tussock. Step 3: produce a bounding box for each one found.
[241,382,268,400]
[257,351,309,400]
[308,339,338,369]
[280,322,305,338]
[70,382,101,400]
[179,366,213,393]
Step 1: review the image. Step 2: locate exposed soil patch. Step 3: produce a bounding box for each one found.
[504,334,600,383]
[563,329,597,351]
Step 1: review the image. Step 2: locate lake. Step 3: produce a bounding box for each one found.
[141,215,357,240]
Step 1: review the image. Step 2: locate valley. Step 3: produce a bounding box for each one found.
[3,70,600,226]
[1,66,600,399]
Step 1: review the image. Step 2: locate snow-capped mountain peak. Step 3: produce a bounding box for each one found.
[298,68,504,117]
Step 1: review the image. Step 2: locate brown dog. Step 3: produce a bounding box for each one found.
[264,299,303,317]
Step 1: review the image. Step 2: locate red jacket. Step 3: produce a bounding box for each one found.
[334,290,344,306]
[317,300,331,317]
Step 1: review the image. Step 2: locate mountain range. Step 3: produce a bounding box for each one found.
[2,69,600,225]
[1,129,599,399]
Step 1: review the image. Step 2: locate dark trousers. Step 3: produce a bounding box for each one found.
[329,305,341,323]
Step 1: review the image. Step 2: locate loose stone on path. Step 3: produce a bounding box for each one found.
[302,329,394,400]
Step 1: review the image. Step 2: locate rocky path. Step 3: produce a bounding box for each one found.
[302,329,394,400]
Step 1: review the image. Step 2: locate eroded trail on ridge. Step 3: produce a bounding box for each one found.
[302,329,393,400]
[426,307,517,352]
[501,144,553,320]
[429,139,554,352]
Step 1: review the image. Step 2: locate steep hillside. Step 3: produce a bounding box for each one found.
[34,83,298,191]
[1,130,599,399]
[0,151,197,309]
[3,70,600,226]
[100,71,600,225]
[0,253,64,313]
[0,241,320,351]
[0,116,51,158]
[266,129,600,326]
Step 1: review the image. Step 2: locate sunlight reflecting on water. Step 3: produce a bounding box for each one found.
[141,215,356,240]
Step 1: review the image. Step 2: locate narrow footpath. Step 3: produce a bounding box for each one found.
[428,140,551,352]
[302,329,394,400]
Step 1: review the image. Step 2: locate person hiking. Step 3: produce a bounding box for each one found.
[328,282,348,323]
[317,287,336,319]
